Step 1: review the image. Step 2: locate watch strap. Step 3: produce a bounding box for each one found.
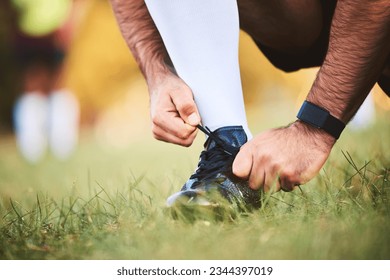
[297,101,345,139]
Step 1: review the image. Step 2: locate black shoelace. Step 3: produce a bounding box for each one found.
[190,125,240,182]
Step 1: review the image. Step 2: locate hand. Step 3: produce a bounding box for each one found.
[232,121,336,192]
[148,72,201,146]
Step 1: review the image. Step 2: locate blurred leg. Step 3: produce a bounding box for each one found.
[48,89,79,160]
[13,61,52,163]
[14,92,49,163]
[22,62,52,95]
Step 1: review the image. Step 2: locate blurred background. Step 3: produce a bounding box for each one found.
[0,0,389,163]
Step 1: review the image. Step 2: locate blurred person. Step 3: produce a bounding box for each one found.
[11,0,80,163]
[110,0,390,209]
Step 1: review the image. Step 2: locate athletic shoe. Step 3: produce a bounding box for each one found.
[166,125,261,212]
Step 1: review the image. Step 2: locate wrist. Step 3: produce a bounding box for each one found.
[297,100,346,139]
[291,120,336,150]
[144,61,173,88]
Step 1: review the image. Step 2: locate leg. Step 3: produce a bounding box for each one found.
[144,0,251,136]
[144,0,260,210]
[238,0,337,72]
[238,0,324,53]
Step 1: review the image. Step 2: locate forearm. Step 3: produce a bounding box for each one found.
[308,0,390,123]
[109,0,171,86]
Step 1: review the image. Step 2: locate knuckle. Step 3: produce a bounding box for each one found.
[151,115,160,126]
[152,131,161,141]
[151,125,163,141]
[272,163,282,173]
[248,177,259,190]
[151,124,158,134]
[181,139,193,147]
[260,153,272,164]
[279,169,301,191]
[282,169,298,181]
[177,101,195,115]
[153,133,162,141]
[177,129,192,140]
[173,90,193,107]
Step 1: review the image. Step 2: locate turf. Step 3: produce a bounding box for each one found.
[0,117,389,260]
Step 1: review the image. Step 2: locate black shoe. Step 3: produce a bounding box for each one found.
[166,125,261,211]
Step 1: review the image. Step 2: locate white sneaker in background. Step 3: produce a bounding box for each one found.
[13,92,49,163]
[48,90,80,160]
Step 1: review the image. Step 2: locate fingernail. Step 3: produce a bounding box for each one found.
[188,113,199,126]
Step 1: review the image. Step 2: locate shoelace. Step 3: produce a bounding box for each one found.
[190,125,240,182]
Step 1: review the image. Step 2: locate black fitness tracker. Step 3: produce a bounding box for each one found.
[297,101,345,139]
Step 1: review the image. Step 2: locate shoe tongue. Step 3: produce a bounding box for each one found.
[205,126,247,150]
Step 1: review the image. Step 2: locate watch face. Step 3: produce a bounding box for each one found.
[297,101,329,128]
[297,101,345,139]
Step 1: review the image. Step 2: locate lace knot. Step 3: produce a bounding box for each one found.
[190,125,239,182]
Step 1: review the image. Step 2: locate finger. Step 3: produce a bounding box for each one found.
[280,184,300,192]
[264,169,281,193]
[170,89,200,126]
[263,162,281,192]
[152,122,197,147]
[232,144,253,180]
[153,109,197,140]
[247,152,270,190]
[279,175,301,192]
[153,125,197,147]
[248,169,265,191]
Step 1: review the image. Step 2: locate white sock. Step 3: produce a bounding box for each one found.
[145,0,252,138]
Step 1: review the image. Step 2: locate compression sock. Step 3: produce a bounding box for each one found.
[145,0,252,138]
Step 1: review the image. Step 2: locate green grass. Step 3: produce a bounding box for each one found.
[0,117,389,260]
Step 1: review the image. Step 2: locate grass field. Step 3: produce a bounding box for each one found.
[0,115,389,260]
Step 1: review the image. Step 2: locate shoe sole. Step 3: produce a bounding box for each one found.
[165,188,250,222]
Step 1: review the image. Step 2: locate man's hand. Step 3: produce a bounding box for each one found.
[233,121,335,192]
[149,72,200,147]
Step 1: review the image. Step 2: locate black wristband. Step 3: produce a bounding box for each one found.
[297,101,345,139]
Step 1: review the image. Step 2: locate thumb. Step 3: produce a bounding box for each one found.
[232,144,253,180]
[171,89,200,126]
